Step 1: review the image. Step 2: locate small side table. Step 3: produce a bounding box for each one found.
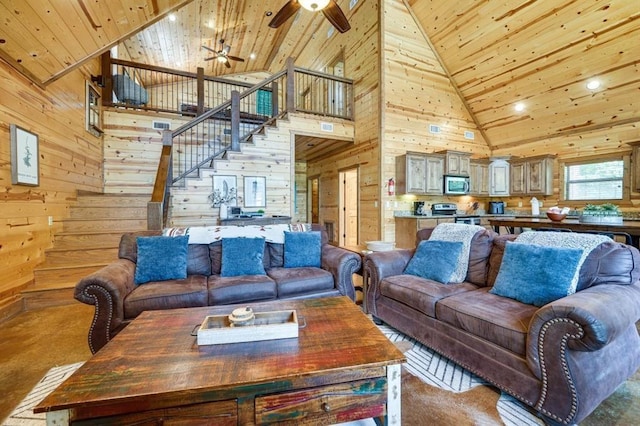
[340,245,372,313]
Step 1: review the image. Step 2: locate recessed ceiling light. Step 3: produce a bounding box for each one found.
[514,102,525,112]
[250,53,256,60]
[168,14,176,22]
[586,80,601,90]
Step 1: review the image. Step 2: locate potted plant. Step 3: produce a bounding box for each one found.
[579,203,623,224]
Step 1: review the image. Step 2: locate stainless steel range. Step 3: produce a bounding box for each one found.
[431,203,481,225]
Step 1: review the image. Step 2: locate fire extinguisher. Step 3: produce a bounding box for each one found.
[388,178,395,196]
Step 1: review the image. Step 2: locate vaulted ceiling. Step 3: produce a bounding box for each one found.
[1,0,638,150]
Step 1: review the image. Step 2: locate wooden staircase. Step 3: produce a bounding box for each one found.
[22,193,149,310]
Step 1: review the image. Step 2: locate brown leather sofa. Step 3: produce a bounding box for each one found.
[75,226,361,353]
[365,227,640,425]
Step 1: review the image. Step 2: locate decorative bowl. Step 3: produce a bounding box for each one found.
[546,212,567,222]
[365,241,395,251]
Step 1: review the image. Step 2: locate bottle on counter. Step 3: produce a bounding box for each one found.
[531,197,540,216]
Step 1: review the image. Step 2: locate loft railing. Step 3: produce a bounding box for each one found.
[94,54,353,229]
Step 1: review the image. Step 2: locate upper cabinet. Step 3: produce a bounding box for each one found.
[469,160,490,195]
[397,152,444,195]
[510,155,555,196]
[489,159,510,196]
[441,151,471,176]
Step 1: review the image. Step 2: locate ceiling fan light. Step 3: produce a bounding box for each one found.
[299,0,330,12]
[217,55,227,63]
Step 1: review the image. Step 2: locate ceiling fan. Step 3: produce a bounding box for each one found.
[269,0,351,33]
[203,40,245,68]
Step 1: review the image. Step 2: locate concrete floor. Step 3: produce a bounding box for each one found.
[0,303,93,421]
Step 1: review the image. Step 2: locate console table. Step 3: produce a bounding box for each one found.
[220,215,291,226]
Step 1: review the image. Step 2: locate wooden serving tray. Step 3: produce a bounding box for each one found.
[197,310,299,345]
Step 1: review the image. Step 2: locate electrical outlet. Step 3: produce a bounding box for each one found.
[48,216,53,226]
[374,201,378,208]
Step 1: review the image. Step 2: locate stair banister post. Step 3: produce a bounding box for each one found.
[271,81,279,117]
[286,57,296,113]
[196,67,205,115]
[231,90,240,151]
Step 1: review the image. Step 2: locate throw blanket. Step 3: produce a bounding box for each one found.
[163,224,312,244]
[514,231,610,294]
[429,223,485,283]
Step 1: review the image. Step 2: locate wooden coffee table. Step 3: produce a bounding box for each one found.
[35,296,405,425]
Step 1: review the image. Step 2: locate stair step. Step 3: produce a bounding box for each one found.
[74,194,149,207]
[33,264,108,286]
[51,232,125,249]
[69,206,147,219]
[62,218,147,233]
[22,287,78,310]
[42,247,119,266]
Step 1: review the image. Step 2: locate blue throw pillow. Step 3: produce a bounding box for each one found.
[221,237,266,277]
[134,236,189,285]
[404,240,464,284]
[284,231,321,268]
[490,242,584,307]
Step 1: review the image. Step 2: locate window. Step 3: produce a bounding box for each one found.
[564,159,623,201]
[86,81,102,137]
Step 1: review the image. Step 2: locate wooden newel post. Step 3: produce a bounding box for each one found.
[197,67,205,115]
[231,90,240,151]
[271,81,279,117]
[286,57,296,113]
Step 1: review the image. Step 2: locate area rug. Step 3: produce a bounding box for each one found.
[3,328,543,426]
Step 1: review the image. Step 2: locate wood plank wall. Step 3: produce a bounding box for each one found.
[297,0,382,244]
[0,58,103,313]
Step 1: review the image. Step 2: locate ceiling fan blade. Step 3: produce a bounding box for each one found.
[227,55,245,62]
[269,0,301,28]
[224,60,231,69]
[323,1,350,33]
[204,57,216,61]
[202,45,217,53]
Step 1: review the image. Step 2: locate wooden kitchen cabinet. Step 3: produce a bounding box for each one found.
[397,152,444,195]
[489,159,510,196]
[469,160,490,195]
[509,155,554,196]
[442,151,471,176]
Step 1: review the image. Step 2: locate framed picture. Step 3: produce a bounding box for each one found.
[211,175,237,206]
[244,176,266,208]
[10,124,39,186]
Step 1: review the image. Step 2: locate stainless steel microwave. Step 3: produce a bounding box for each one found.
[444,175,470,195]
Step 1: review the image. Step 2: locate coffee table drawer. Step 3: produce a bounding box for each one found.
[72,400,237,425]
[255,378,387,424]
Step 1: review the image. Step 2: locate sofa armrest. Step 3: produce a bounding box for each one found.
[526,282,640,424]
[363,250,413,316]
[321,245,361,301]
[74,259,137,353]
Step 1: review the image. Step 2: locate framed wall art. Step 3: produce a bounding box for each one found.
[210,175,237,207]
[10,124,39,186]
[244,176,266,208]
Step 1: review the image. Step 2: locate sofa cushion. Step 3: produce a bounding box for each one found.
[221,237,266,277]
[124,275,208,319]
[576,240,640,290]
[418,227,495,286]
[267,267,334,298]
[380,274,479,318]
[436,287,538,355]
[487,234,518,286]
[490,242,584,307]
[208,275,277,305]
[134,236,189,285]
[404,240,463,284]
[210,240,271,274]
[284,231,321,268]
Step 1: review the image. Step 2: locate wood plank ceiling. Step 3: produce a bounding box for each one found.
[1,0,639,152]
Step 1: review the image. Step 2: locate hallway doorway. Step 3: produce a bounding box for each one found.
[307,176,319,224]
[339,167,358,247]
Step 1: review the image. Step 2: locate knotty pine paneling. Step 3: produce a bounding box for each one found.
[296,0,382,245]
[0,58,104,307]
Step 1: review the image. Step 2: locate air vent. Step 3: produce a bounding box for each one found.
[429,124,441,134]
[152,120,171,130]
[320,122,334,132]
[464,131,475,140]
